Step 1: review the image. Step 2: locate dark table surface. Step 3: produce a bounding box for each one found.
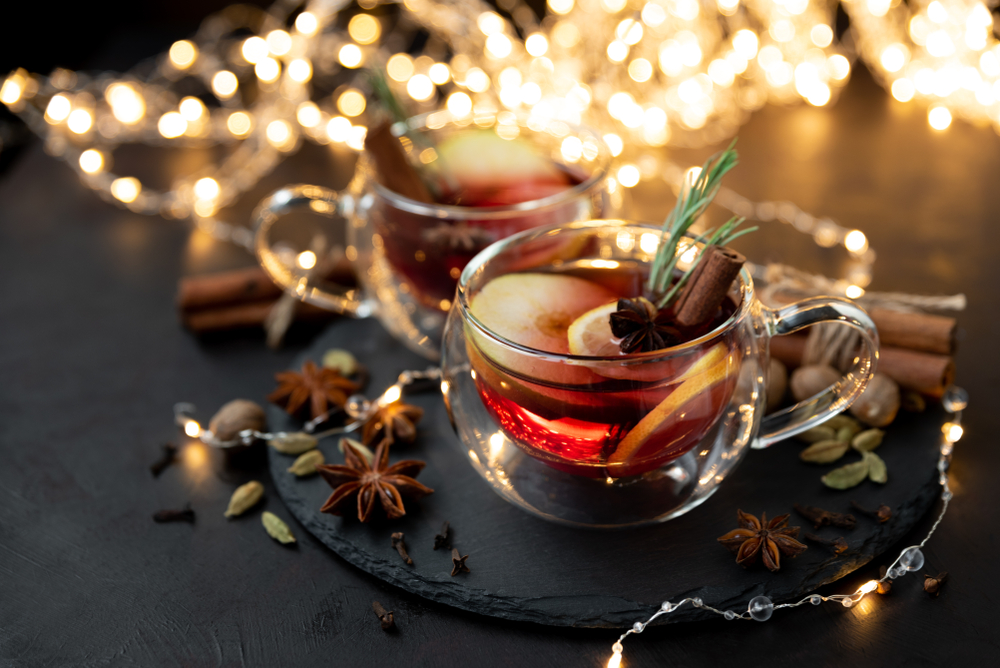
[2,65,998,667]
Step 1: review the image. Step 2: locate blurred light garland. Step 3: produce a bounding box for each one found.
[6,0,992,289]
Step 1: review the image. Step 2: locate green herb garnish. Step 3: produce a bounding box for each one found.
[645,140,757,309]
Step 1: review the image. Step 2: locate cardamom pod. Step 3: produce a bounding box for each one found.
[866,451,888,483]
[288,449,325,477]
[224,480,264,518]
[852,428,885,452]
[262,511,296,544]
[800,439,851,464]
[825,415,861,432]
[338,437,374,465]
[269,432,318,455]
[796,425,837,443]
[821,457,870,490]
[322,348,359,377]
[836,422,863,443]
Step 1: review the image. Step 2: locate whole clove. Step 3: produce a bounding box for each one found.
[804,533,849,555]
[877,565,892,594]
[150,443,179,477]
[433,521,451,550]
[851,500,892,523]
[391,532,413,565]
[450,548,470,576]
[372,601,396,631]
[924,572,948,596]
[794,503,857,530]
[153,504,195,523]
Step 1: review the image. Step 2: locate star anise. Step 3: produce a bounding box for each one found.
[318,439,433,522]
[362,401,424,445]
[609,297,682,354]
[268,360,360,420]
[421,222,494,252]
[717,510,808,572]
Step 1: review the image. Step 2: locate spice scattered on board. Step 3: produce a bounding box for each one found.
[433,521,451,550]
[150,443,179,477]
[153,504,195,523]
[287,449,325,477]
[391,532,413,565]
[717,510,807,572]
[225,480,264,518]
[262,511,296,544]
[450,548,471,576]
[372,601,396,631]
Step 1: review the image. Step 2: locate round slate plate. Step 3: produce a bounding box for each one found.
[268,318,943,628]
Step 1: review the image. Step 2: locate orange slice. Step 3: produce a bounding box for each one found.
[566,301,620,357]
[606,343,732,477]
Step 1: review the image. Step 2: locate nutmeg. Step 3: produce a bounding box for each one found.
[849,373,900,427]
[766,358,788,414]
[789,365,841,403]
[209,399,267,442]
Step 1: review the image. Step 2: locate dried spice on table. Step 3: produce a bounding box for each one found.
[149,442,179,477]
[268,360,360,421]
[433,521,451,550]
[851,500,892,523]
[717,510,808,572]
[361,400,424,445]
[372,601,396,631]
[924,572,948,596]
[318,440,433,522]
[391,532,413,565]
[793,503,857,529]
[225,480,264,518]
[450,548,471,576]
[804,533,849,555]
[153,504,195,523]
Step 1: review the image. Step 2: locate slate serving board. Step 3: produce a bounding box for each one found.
[267,317,943,628]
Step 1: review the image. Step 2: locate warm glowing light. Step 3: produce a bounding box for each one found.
[617,19,643,45]
[242,36,269,64]
[860,580,879,594]
[618,164,640,187]
[158,111,186,138]
[429,63,451,85]
[845,284,865,299]
[337,89,366,117]
[603,133,623,156]
[629,58,653,82]
[928,106,952,130]
[79,149,104,174]
[184,419,201,438]
[387,54,414,81]
[67,109,93,134]
[266,30,292,56]
[266,120,293,148]
[168,40,197,69]
[227,111,252,136]
[881,45,907,73]
[407,74,435,101]
[326,116,351,142]
[548,0,574,14]
[297,250,317,269]
[811,24,833,48]
[478,11,505,36]
[339,44,363,68]
[608,651,622,668]
[561,136,583,162]
[447,92,473,117]
[926,30,955,57]
[297,101,321,128]
[867,0,890,17]
[106,83,145,124]
[211,71,238,99]
[891,78,915,102]
[733,30,759,59]
[255,57,281,83]
[845,230,868,253]
[348,14,381,45]
[526,33,549,57]
[489,432,505,459]
[194,177,220,202]
[607,40,628,62]
[382,385,402,404]
[288,59,313,82]
[295,11,318,36]
[111,177,141,203]
[486,33,513,58]
[927,1,947,23]
[827,55,850,80]
[943,422,964,442]
[45,94,71,122]
[346,125,367,151]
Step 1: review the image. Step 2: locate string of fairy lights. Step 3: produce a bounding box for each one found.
[607,384,968,668]
[3,0,994,293]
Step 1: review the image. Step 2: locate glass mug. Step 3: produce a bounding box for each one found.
[252,112,616,360]
[440,220,879,528]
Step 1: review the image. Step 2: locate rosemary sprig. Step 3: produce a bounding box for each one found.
[645,140,754,309]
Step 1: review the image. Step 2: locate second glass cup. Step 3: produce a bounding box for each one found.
[253,111,616,359]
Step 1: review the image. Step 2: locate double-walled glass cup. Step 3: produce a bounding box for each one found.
[252,112,615,360]
[441,220,879,528]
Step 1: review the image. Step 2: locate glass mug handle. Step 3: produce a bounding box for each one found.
[252,184,373,318]
[755,297,879,448]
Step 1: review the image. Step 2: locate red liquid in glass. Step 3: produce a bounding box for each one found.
[469,267,739,478]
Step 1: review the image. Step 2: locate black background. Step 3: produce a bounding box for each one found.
[2,2,999,666]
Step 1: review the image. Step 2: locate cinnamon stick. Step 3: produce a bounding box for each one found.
[181,300,335,333]
[869,307,956,355]
[674,246,745,327]
[364,121,433,203]
[769,334,954,396]
[178,266,282,310]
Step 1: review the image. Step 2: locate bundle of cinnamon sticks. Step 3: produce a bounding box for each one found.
[770,307,957,396]
[177,261,353,334]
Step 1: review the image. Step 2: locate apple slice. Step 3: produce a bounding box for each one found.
[437,130,569,193]
[606,343,733,477]
[469,273,617,385]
